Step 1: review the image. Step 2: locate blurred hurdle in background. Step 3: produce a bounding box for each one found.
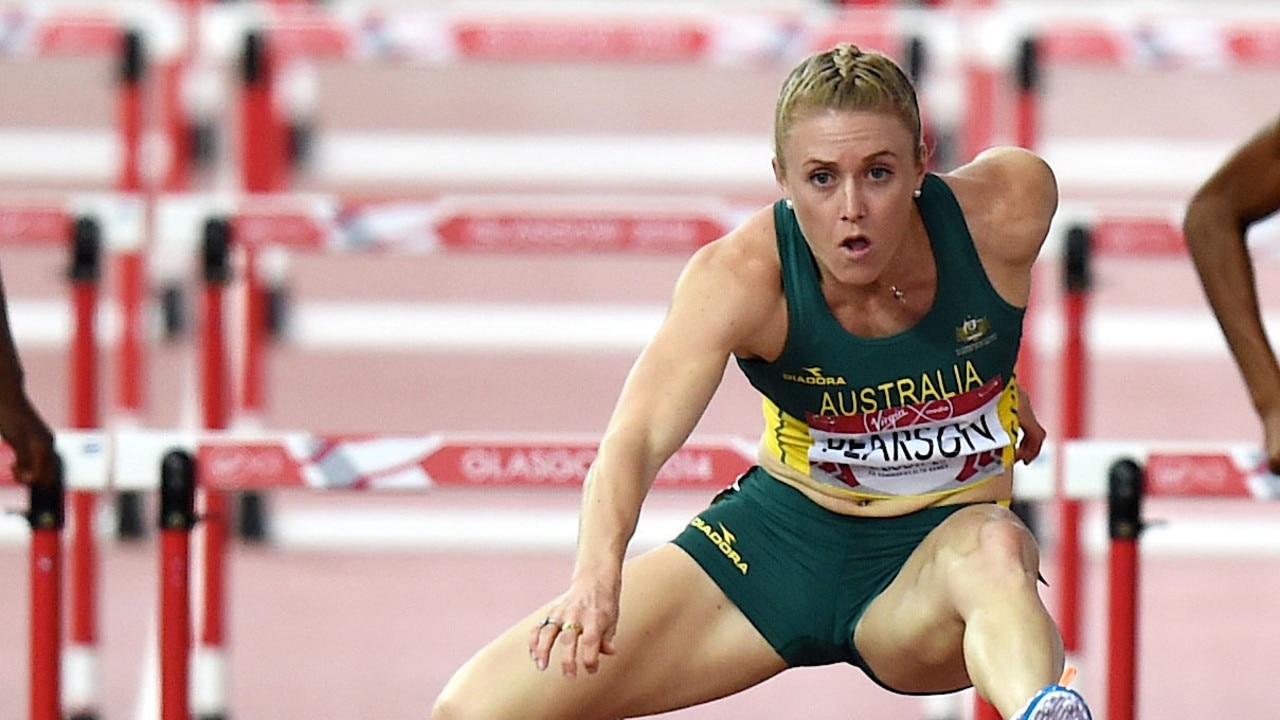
[10,194,1280,720]
[17,423,1280,720]
[6,2,1280,720]
[0,194,141,720]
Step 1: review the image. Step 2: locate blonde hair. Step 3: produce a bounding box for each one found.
[773,43,922,171]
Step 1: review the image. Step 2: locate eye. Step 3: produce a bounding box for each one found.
[810,170,834,186]
[868,166,893,181]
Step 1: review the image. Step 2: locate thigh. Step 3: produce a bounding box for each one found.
[436,543,787,720]
[852,504,1030,693]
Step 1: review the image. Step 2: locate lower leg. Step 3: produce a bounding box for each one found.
[962,583,1065,717]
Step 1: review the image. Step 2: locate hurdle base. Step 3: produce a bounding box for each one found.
[195,714,228,720]
[116,489,147,541]
[236,490,270,543]
[66,711,99,720]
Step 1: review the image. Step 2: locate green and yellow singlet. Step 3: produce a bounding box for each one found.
[737,173,1025,501]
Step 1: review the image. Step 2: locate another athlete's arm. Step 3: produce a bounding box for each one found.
[0,267,55,486]
[1184,117,1280,471]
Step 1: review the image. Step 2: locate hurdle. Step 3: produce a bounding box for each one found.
[147,5,975,702]
[175,194,1240,720]
[4,429,110,720]
[0,194,133,719]
[154,2,984,568]
[10,415,1261,718]
[1015,8,1280,203]
[74,422,1274,719]
[202,10,981,719]
[1004,12,1280,705]
[1039,201,1280,713]
[96,424,757,718]
[17,4,1280,712]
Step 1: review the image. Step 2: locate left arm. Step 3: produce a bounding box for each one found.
[947,146,1059,307]
[948,148,1058,464]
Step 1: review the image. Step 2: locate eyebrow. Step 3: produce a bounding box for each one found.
[802,150,900,167]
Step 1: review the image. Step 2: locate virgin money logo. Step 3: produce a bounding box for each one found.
[197,444,298,490]
[1145,454,1248,498]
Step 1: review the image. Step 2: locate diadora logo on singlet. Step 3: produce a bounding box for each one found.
[782,366,847,386]
[955,316,997,356]
[690,517,749,574]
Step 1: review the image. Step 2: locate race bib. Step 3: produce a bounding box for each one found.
[805,376,1013,496]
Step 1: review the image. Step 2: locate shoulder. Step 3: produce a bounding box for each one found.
[667,204,785,354]
[660,202,788,356]
[941,146,1059,266]
[683,204,780,288]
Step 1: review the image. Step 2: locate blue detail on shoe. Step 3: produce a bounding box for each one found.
[1019,684,1093,720]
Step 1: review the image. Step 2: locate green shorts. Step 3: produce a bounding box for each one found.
[671,466,972,689]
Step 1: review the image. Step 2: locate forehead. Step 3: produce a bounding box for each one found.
[782,108,915,161]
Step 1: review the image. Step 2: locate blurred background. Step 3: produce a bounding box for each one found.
[1,1,1279,718]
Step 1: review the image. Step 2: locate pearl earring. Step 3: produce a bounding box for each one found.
[912,188,922,198]
[785,198,794,209]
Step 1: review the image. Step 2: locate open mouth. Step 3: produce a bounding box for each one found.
[840,234,871,257]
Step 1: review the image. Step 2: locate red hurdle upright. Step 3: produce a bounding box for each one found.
[65,216,103,720]
[158,449,198,720]
[196,217,234,720]
[1057,224,1091,663]
[1106,458,1143,720]
[113,28,148,425]
[27,457,65,720]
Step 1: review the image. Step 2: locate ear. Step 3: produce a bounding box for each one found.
[772,156,790,201]
[915,142,930,185]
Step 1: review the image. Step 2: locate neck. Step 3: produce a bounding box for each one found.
[878,213,933,305]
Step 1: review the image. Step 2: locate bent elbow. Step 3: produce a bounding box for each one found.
[1183,192,1248,250]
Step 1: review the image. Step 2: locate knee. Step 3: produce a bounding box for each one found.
[430,688,465,720]
[432,681,486,717]
[952,505,1041,585]
[431,679,493,720]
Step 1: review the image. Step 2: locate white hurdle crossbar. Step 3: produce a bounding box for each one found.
[11,430,1279,720]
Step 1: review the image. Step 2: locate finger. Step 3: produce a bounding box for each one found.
[10,458,36,485]
[601,637,618,656]
[8,437,31,484]
[530,617,562,670]
[1018,436,1043,464]
[527,622,544,660]
[579,627,603,674]
[557,622,583,677]
[21,440,53,485]
[573,620,608,674]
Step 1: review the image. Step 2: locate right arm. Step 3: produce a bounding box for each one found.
[0,267,55,486]
[529,209,780,676]
[1183,116,1280,471]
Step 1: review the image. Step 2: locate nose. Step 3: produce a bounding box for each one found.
[839,180,864,222]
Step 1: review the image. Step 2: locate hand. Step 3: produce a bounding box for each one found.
[0,392,56,486]
[527,573,620,678]
[1015,382,1045,465]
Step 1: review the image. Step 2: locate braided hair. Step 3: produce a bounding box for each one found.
[773,43,923,171]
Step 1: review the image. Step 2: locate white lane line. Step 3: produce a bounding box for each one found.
[3,298,1248,358]
[0,129,1238,194]
[216,505,1280,558]
[5,500,1280,557]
